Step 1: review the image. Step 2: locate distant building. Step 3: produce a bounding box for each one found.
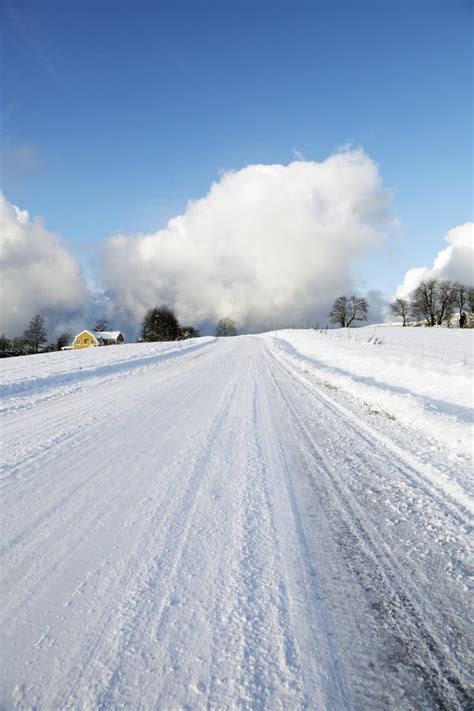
[72,330,124,349]
[93,330,125,346]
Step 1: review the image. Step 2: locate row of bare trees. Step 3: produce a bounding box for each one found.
[390,280,473,327]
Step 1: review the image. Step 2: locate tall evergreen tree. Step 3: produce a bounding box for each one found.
[23,314,47,353]
[141,306,179,342]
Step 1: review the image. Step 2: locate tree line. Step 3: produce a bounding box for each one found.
[388,279,473,327]
[2,282,471,358]
[327,279,473,329]
[0,316,116,358]
[0,308,239,358]
[0,315,72,358]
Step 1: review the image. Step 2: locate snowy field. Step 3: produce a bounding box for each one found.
[1,328,472,709]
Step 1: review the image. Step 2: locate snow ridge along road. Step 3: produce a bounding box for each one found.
[1,335,472,709]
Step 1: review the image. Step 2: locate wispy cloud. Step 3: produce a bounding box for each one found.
[292,147,306,161]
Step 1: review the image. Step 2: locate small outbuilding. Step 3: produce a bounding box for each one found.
[72,330,124,349]
[93,331,124,346]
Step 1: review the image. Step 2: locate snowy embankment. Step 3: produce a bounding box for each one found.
[0,338,214,413]
[1,330,472,709]
[265,325,473,456]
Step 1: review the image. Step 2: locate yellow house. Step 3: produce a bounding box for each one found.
[72,330,124,349]
[72,330,99,349]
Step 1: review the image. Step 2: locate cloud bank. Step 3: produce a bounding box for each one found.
[0,193,88,336]
[102,150,392,332]
[396,223,474,299]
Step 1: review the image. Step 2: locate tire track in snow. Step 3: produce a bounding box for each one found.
[1,340,228,541]
[61,357,248,709]
[2,340,236,709]
[1,370,224,683]
[0,339,217,415]
[133,344,307,709]
[123,342,311,709]
[273,345,472,519]
[211,368,307,709]
[2,336,471,709]
[265,342,472,709]
[0,363,213,582]
[1,341,220,472]
[254,348,352,709]
[270,345,473,587]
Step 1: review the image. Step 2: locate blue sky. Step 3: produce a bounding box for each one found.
[2,0,472,297]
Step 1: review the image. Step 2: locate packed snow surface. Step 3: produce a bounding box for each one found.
[1,328,472,709]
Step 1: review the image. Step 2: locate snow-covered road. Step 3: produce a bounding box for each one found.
[1,335,472,709]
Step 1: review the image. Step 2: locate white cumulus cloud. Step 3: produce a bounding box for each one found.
[0,193,88,337]
[396,222,474,299]
[102,150,393,332]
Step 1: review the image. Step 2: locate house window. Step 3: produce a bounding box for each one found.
[84,338,89,344]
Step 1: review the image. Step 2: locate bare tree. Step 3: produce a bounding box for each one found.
[93,319,109,332]
[215,317,237,336]
[329,295,369,328]
[410,279,438,326]
[23,315,47,353]
[435,280,457,326]
[409,278,468,327]
[329,296,350,327]
[453,282,470,327]
[389,298,410,326]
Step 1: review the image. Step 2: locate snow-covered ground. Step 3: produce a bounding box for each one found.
[1,329,472,709]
